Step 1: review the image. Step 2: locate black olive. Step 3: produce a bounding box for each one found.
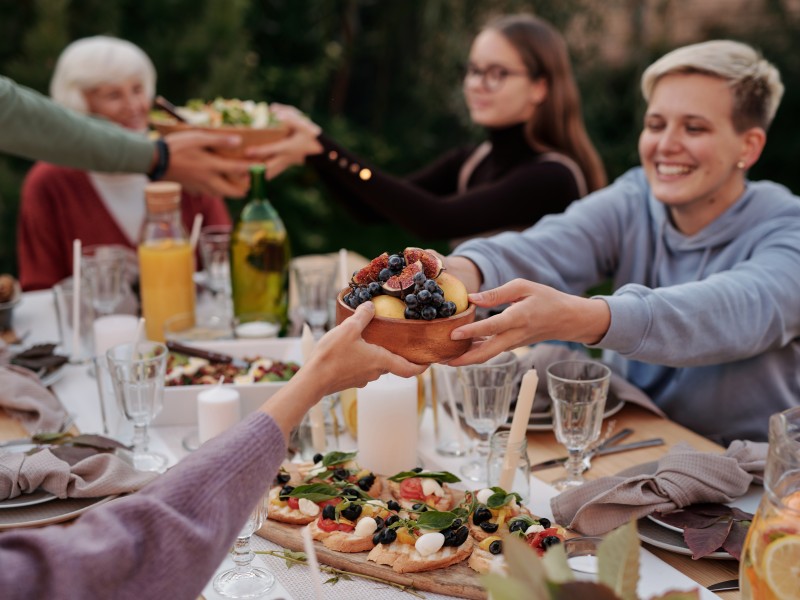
[372,530,383,545]
[357,474,376,491]
[508,519,527,533]
[278,485,294,500]
[411,503,425,511]
[381,528,397,544]
[321,504,336,520]
[472,506,492,525]
[275,472,291,485]
[489,540,503,555]
[333,468,350,481]
[387,500,401,511]
[450,518,462,529]
[538,518,551,529]
[341,504,362,521]
[451,526,469,546]
[313,453,324,464]
[479,521,499,533]
[342,488,360,500]
[442,529,458,546]
[412,467,423,473]
[385,515,400,526]
[373,516,385,530]
[541,535,561,549]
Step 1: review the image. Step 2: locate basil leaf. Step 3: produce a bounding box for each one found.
[288,483,339,503]
[321,450,358,467]
[416,510,459,531]
[486,490,523,509]
[388,470,461,483]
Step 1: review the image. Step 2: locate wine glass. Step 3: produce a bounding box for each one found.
[457,351,519,482]
[213,493,274,598]
[106,341,168,472]
[292,258,337,339]
[81,245,131,317]
[547,359,611,490]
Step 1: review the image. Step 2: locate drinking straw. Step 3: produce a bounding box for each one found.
[441,366,466,452]
[189,213,203,253]
[301,525,325,600]
[132,317,145,359]
[499,368,538,491]
[302,324,327,452]
[71,239,82,361]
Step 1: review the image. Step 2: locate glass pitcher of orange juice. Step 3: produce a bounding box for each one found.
[740,406,800,599]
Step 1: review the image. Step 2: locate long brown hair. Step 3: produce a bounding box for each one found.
[486,14,606,192]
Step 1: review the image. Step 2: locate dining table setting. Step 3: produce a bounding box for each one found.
[0,272,772,600]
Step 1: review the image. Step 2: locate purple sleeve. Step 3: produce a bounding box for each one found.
[0,412,286,600]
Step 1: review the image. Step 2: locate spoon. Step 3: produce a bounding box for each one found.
[154,96,188,123]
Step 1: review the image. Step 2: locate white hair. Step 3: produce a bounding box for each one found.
[49,36,156,114]
[641,40,783,130]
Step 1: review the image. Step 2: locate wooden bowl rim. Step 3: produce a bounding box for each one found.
[149,118,289,134]
[336,289,476,324]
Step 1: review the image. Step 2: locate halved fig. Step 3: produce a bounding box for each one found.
[404,247,443,279]
[352,252,389,285]
[382,260,423,297]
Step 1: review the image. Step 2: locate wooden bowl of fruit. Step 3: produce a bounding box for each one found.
[335,248,476,364]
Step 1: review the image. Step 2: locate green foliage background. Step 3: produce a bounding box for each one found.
[2,0,800,276]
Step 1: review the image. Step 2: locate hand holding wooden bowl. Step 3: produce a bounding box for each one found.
[150,119,290,159]
[335,289,476,364]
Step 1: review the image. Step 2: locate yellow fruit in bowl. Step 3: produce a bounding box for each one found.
[371,295,407,319]
[435,272,469,314]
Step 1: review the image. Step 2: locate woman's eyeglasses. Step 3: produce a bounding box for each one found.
[464,63,529,92]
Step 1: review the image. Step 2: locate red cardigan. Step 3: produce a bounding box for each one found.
[17,162,232,291]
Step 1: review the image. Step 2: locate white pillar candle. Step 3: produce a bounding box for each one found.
[93,315,140,358]
[197,385,241,443]
[357,373,418,475]
[234,321,280,338]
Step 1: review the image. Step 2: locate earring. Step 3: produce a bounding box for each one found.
[737,160,746,169]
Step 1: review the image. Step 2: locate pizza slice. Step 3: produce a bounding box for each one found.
[386,468,460,513]
[298,450,382,497]
[466,486,533,542]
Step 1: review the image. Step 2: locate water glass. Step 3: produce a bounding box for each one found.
[292,259,337,339]
[199,225,232,297]
[53,277,95,364]
[457,352,519,483]
[213,493,274,598]
[547,360,611,490]
[487,430,530,503]
[106,341,168,472]
[81,245,132,316]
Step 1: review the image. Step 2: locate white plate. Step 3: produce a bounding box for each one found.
[620,461,762,560]
[0,495,117,530]
[39,364,67,388]
[0,489,57,509]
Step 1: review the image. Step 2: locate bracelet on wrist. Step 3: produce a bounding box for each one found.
[148,138,170,181]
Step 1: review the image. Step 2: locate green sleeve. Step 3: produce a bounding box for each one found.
[0,75,155,173]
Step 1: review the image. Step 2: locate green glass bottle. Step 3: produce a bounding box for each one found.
[230,165,291,328]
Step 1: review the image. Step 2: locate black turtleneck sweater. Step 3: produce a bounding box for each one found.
[306,123,581,240]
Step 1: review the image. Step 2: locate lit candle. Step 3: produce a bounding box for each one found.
[499,369,537,491]
[357,373,418,475]
[197,378,241,443]
[93,314,140,358]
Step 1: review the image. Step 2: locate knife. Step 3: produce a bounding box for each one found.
[530,438,665,472]
[706,579,739,593]
[165,340,249,370]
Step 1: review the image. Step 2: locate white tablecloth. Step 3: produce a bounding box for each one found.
[12,291,720,600]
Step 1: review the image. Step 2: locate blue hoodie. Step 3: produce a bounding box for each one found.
[454,167,800,443]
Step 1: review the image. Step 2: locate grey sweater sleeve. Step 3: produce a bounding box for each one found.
[0,411,287,600]
[0,76,154,173]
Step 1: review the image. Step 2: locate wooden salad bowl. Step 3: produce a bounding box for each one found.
[335,289,476,364]
[150,119,290,158]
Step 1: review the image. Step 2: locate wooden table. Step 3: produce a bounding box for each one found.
[527,404,741,599]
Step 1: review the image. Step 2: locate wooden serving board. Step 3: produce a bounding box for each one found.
[258,518,487,599]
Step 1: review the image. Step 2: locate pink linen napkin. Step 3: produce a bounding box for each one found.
[0,447,157,500]
[518,344,666,417]
[0,365,69,433]
[550,440,767,535]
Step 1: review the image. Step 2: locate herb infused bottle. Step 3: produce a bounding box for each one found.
[230,165,291,328]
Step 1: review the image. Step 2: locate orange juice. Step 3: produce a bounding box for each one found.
[138,240,195,341]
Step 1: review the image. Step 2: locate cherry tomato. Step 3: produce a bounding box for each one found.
[399,478,424,500]
[528,527,562,550]
[316,516,355,533]
[287,497,300,510]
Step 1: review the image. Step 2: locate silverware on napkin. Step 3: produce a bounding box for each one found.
[530,438,665,472]
[707,579,739,592]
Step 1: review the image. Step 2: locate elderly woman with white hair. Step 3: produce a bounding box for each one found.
[443,40,800,444]
[16,36,231,291]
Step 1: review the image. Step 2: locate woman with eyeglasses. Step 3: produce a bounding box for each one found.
[248,14,606,244]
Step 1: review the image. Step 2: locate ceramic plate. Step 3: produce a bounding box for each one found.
[619,461,762,560]
[0,495,117,530]
[0,489,57,509]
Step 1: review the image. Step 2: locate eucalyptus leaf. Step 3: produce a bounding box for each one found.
[387,470,460,483]
[480,573,536,600]
[501,533,550,600]
[321,450,357,467]
[541,542,574,584]
[416,510,458,531]
[598,520,640,600]
[287,483,340,502]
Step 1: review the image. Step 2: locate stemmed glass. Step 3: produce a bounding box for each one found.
[106,341,168,472]
[292,259,337,339]
[457,351,519,482]
[81,245,131,316]
[213,493,274,598]
[547,359,611,491]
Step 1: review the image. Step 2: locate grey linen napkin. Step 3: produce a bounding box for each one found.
[0,447,157,500]
[550,440,768,535]
[0,365,69,433]
[517,344,666,417]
